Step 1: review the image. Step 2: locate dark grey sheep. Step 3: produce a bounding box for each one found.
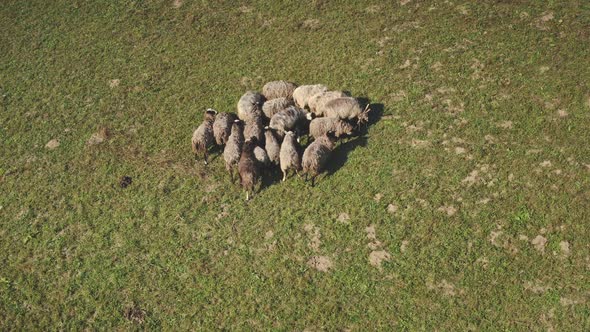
[244,115,264,143]
[213,112,237,145]
[279,131,301,181]
[264,126,280,166]
[238,137,261,200]
[308,90,349,116]
[191,109,217,164]
[302,131,337,186]
[321,97,371,125]
[262,80,298,100]
[309,117,354,140]
[237,91,265,122]
[223,120,244,182]
[292,84,328,109]
[262,97,294,119]
[269,106,312,137]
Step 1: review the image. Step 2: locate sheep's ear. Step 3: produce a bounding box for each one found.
[363,104,371,113]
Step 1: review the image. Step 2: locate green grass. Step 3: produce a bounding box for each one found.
[1,0,590,330]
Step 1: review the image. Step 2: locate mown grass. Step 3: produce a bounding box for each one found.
[1,0,590,330]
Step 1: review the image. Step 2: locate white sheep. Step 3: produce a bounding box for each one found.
[292,84,328,109]
[279,131,301,181]
[308,90,349,116]
[321,97,370,125]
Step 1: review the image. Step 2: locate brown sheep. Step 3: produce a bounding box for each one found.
[191,109,217,164]
[238,137,261,200]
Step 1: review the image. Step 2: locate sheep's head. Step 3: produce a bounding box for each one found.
[356,104,371,126]
[205,108,217,120]
[305,112,315,121]
[326,130,337,142]
[340,120,355,137]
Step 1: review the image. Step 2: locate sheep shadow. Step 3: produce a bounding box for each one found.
[324,101,383,176]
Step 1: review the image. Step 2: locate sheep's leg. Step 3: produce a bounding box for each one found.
[282,170,287,182]
[228,167,234,183]
[245,191,249,201]
[304,173,308,182]
[204,150,209,165]
[311,175,316,187]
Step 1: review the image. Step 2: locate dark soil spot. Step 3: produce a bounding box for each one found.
[119,176,133,188]
[123,305,146,323]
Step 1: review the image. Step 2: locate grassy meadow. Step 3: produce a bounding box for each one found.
[1,0,590,330]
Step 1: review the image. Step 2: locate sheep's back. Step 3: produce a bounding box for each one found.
[292,84,328,108]
[262,81,298,100]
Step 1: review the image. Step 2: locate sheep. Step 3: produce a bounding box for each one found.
[302,131,337,186]
[238,137,261,200]
[279,131,301,181]
[262,97,294,119]
[237,91,265,122]
[269,106,312,137]
[309,117,354,140]
[308,90,349,116]
[223,120,244,182]
[213,112,237,145]
[262,80,298,100]
[264,126,280,165]
[321,97,371,125]
[244,115,264,143]
[292,84,328,109]
[191,108,217,164]
[254,146,270,166]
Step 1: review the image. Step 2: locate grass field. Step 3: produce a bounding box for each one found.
[1,0,590,330]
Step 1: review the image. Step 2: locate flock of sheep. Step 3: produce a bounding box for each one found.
[191,81,371,200]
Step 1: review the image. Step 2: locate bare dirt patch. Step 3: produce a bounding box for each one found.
[45,139,60,149]
[302,19,321,30]
[337,212,350,224]
[497,121,513,129]
[109,79,120,88]
[531,235,547,253]
[438,205,457,216]
[387,204,398,214]
[369,250,391,269]
[427,278,460,297]
[87,126,110,146]
[123,305,146,324]
[304,223,321,252]
[524,280,551,294]
[172,0,183,8]
[307,256,332,272]
[559,241,570,257]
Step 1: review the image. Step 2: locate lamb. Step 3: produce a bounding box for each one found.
[302,131,337,186]
[309,117,354,140]
[321,97,371,125]
[264,126,280,165]
[279,131,301,181]
[292,84,328,109]
[308,90,349,116]
[213,112,237,145]
[262,97,294,119]
[254,146,270,166]
[237,91,265,122]
[238,137,261,200]
[191,108,217,164]
[223,120,244,182]
[244,115,264,143]
[262,80,298,100]
[269,106,312,137]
